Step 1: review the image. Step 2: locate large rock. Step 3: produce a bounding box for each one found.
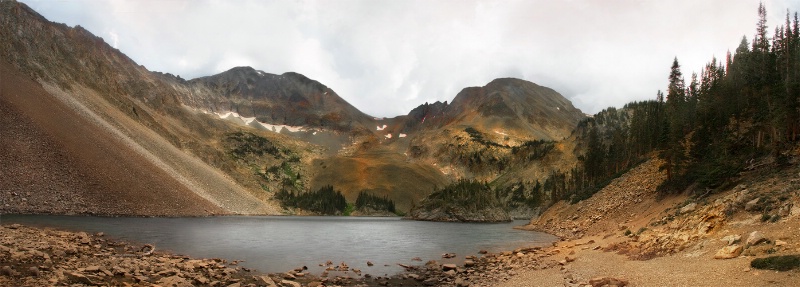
[442,264,458,271]
[721,234,741,245]
[65,271,96,286]
[745,198,760,211]
[679,203,697,214]
[746,231,767,246]
[713,245,743,259]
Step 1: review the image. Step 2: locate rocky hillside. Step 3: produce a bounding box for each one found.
[0,1,283,216]
[521,152,800,264]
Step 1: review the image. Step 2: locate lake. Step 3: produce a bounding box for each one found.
[0,215,557,275]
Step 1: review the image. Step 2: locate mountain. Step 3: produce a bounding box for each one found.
[164,66,375,133]
[423,78,584,141]
[0,0,282,216]
[0,0,586,218]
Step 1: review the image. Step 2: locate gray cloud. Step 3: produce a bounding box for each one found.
[21,0,800,117]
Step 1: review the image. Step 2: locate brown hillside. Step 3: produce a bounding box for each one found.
[0,61,223,216]
[308,149,449,212]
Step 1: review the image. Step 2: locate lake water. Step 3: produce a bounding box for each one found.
[0,215,556,275]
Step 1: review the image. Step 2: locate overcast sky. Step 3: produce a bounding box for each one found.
[20,0,800,117]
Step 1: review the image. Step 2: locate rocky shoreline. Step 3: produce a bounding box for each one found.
[0,223,565,287]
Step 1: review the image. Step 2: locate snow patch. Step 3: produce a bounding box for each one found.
[399,133,407,138]
[376,125,387,131]
[208,110,305,134]
[494,130,508,136]
[385,134,393,139]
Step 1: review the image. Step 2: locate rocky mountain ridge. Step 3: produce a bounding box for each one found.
[1,0,585,219]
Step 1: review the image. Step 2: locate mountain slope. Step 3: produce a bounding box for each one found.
[0,61,223,216]
[0,0,282,215]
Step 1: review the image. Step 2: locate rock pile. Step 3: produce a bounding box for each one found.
[0,224,269,286]
[526,158,667,239]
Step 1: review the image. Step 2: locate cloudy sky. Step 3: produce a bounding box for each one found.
[21,0,800,117]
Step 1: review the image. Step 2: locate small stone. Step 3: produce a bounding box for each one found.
[455,277,470,287]
[444,270,457,277]
[283,273,296,280]
[1,266,16,277]
[442,264,458,271]
[775,240,787,247]
[28,266,40,277]
[367,261,374,266]
[464,259,475,267]
[280,280,301,287]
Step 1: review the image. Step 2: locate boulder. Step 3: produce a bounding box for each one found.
[442,264,458,271]
[158,275,193,287]
[713,245,743,259]
[464,259,475,267]
[65,271,96,285]
[745,198,760,211]
[746,231,767,246]
[679,203,697,214]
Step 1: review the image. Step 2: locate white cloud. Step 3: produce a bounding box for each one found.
[20,0,800,117]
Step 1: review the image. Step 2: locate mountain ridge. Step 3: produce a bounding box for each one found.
[1,0,585,218]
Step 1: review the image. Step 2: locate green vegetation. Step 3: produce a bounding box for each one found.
[540,4,800,204]
[225,131,282,160]
[275,185,346,215]
[751,255,800,271]
[343,203,355,216]
[448,128,556,175]
[355,191,396,214]
[496,181,545,209]
[418,179,503,211]
[223,131,305,194]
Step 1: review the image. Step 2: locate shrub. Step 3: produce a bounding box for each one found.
[751,255,800,271]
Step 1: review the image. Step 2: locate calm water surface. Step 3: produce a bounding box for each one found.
[1,215,556,275]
